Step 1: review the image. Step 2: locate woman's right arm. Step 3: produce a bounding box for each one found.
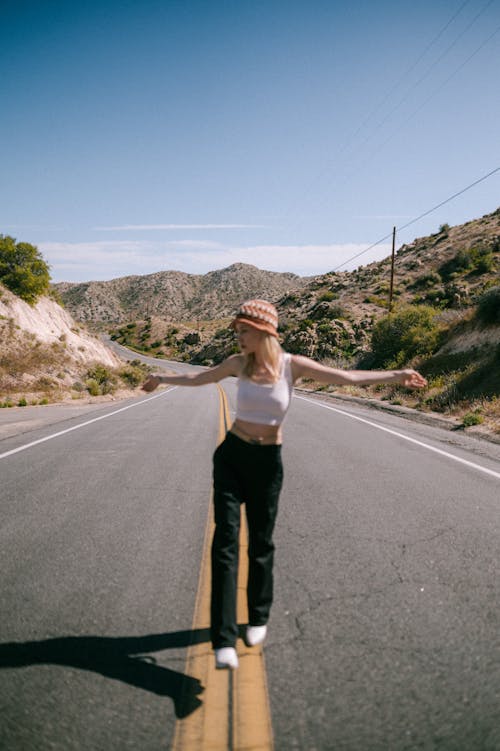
[141,354,241,392]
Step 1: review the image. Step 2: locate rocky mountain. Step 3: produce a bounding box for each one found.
[107,208,500,364]
[104,207,499,436]
[54,263,309,327]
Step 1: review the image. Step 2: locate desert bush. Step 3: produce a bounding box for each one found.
[363,295,390,309]
[118,361,150,387]
[474,252,495,273]
[370,305,442,368]
[85,365,117,395]
[408,272,442,290]
[475,286,500,325]
[183,332,201,345]
[439,250,473,281]
[85,378,100,396]
[462,411,484,427]
[318,291,337,302]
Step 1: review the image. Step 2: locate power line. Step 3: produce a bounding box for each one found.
[309,18,500,229]
[369,0,496,138]
[331,166,500,271]
[397,167,500,233]
[331,0,473,165]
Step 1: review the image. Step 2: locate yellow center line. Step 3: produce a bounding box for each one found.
[172,385,274,750]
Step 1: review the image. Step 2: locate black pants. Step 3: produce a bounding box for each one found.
[210,431,283,649]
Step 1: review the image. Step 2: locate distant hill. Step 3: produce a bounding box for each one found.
[4,207,500,433]
[101,207,500,365]
[102,207,500,437]
[54,263,309,326]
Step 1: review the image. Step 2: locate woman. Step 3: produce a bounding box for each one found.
[142,299,427,670]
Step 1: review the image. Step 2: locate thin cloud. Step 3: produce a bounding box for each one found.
[353,215,413,219]
[41,240,393,282]
[166,240,225,250]
[93,223,267,231]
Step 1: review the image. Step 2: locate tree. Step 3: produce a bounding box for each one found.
[0,235,51,304]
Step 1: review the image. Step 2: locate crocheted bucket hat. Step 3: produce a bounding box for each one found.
[231,299,279,338]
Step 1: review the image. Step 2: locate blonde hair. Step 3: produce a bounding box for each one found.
[242,333,283,382]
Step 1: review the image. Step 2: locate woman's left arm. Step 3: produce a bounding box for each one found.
[291,355,428,389]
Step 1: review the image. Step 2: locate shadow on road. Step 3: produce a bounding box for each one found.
[0,628,211,718]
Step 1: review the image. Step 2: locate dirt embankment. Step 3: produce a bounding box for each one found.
[0,285,147,405]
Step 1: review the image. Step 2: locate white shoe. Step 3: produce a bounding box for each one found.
[245,625,267,647]
[215,647,239,670]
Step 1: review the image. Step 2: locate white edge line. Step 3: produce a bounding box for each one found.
[295,394,500,482]
[0,388,178,460]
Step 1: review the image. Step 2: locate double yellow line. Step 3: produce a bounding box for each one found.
[172,385,274,750]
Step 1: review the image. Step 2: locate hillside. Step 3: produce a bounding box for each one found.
[108,208,499,360]
[105,207,500,436]
[54,263,308,326]
[6,207,499,434]
[0,284,151,405]
[285,207,499,321]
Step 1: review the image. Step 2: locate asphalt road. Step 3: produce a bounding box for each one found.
[1,349,500,750]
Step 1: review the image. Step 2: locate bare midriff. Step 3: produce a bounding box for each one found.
[230,418,282,445]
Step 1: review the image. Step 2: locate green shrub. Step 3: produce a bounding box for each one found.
[462,412,484,427]
[408,272,442,290]
[18,397,27,407]
[439,250,473,281]
[86,378,100,396]
[370,305,442,368]
[84,365,118,395]
[87,365,111,385]
[474,252,494,273]
[363,295,390,309]
[476,286,500,325]
[318,291,337,302]
[119,365,148,387]
[329,305,349,319]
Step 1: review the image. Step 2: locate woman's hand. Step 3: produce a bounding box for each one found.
[142,375,161,393]
[395,369,428,389]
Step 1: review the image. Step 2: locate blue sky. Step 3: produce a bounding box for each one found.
[1,0,499,282]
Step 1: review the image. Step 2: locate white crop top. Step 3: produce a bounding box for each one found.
[235,353,294,426]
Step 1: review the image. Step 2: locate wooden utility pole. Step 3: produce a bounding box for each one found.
[389,226,396,312]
